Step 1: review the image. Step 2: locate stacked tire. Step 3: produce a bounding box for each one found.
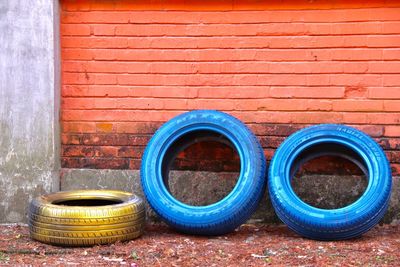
[29,190,145,246]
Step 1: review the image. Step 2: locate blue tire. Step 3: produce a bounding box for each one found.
[141,110,266,235]
[269,124,392,240]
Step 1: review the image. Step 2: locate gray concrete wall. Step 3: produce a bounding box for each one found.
[0,0,60,223]
[61,169,400,224]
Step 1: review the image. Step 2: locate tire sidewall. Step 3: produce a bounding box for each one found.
[141,110,266,228]
[269,124,391,234]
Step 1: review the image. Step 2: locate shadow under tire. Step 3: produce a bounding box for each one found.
[141,110,267,235]
[28,190,145,246]
[268,124,392,240]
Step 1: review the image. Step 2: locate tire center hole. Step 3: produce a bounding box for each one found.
[53,199,123,206]
[290,143,368,209]
[162,130,241,206]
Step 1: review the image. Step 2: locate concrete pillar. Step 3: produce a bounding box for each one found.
[0,0,60,223]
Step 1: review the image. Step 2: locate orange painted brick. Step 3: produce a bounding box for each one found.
[62,122,96,133]
[235,99,332,111]
[270,87,345,99]
[62,12,131,24]
[382,22,400,34]
[330,74,382,87]
[94,146,119,157]
[61,24,91,36]
[368,87,400,99]
[384,100,400,111]
[383,75,400,86]
[341,113,369,124]
[342,62,369,74]
[62,110,181,122]
[62,49,94,60]
[115,122,161,134]
[344,86,368,98]
[331,49,383,61]
[187,99,236,111]
[332,100,383,112]
[352,125,384,137]
[116,98,165,110]
[383,49,400,60]
[197,86,269,99]
[93,25,116,36]
[96,123,114,133]
[63,73,117,85]
[368,113,400,124]
[369,62,400,73]
[61,37,129,48]
[385,126,400,137]
[330,22,383,35]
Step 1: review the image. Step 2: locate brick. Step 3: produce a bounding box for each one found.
[368,87,400,99]
[62,49,94,60]
[187,99,235,111]
[369,62,400,74]
[384,100,400,111]
[94,146,119,157]
[332,100,383,112]
[61,37,129,49]
[61,158,130,169]
[236,99,332,111]
[92,25,116,36]
[376,138,400,150]
[385,126,400,137]
[270,87,345,99]
[386,151,400,163]
[129,159,142,170]
[61,24,91,36]
[248,124,303,136]
[117,146,144,158]
[391,163,400,176]
[382,22,400,34]
[62,145,94,157]
[61,134,82,145]
[368,113,400,124]
[63,98,118,110]
[96,123,114,133]
[383,49,400,60]
[331,49,382,61]
[383,75,400,86]
[197,86,267,98]
[62,122,96,133]
[62,73,117,85]
[62,12,131,24]
[352,125,384,137]
[115,122,162,134]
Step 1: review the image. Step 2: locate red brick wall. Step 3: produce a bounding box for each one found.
[60,0,400,175]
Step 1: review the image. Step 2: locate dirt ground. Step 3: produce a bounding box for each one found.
[1,223,400,266]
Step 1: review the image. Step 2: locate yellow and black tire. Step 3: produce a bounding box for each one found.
[28,190,145,247]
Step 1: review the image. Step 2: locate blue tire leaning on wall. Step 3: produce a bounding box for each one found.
[141,110,267,235]
[268,124,392,240]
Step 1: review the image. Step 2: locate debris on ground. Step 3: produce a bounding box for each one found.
[1,224,399,266]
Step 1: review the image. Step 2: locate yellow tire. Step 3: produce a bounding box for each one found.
[28,190,145,246]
